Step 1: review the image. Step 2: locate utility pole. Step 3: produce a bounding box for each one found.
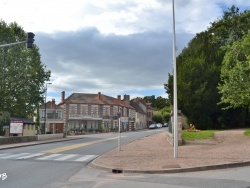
[172,0,178,158]
[117,110,121,151]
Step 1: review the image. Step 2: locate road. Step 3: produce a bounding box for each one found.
[0,128,164,188]
[1,128,250,188]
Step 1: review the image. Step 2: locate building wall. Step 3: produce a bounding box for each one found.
[64,103,135,132]
[135,112,147,129]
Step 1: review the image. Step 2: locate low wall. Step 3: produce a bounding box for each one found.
[37,134,63,141]
[0,134,64,145]
[0,136,37,145]
[166,131,183,146]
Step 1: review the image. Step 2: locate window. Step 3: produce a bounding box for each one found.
[57,110,62,119]
[71,106,75,114]
[41,110,45,118]
[88,105,91,115]
[77,104,81,114]
[110,106,113,116]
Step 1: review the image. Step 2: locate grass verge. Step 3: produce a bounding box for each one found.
[182,130,216,140]
[244,129,250,136]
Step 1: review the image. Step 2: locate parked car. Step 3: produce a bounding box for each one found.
[149,124,157,129]
[156,123,162,128]
[163,123,168,127]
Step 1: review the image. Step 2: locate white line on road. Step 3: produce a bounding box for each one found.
[74,155,96,162]
[0,153,30,159]
[54,154,77,161]
[16,153,45,159]
[36,154,62,160]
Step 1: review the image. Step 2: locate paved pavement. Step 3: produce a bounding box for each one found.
[89,129,250,173]
[1,129,250,174]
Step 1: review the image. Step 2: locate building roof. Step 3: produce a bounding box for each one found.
[10,117,35,124]
[62,93,134,109]
[40,101,64,110]
[130,101,146,114]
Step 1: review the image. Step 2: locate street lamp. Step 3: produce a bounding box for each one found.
[44,82,52,134]
[172,0,178,158]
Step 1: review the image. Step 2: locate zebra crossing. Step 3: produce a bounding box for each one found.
[0,152,98,163]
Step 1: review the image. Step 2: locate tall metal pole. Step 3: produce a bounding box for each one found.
[44,82,52,134]
[172,0,178,158]
[117,111,121,151]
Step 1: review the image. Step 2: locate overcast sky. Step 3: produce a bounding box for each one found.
[1,0,250,103]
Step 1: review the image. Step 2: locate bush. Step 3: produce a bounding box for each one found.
[152,112,163,123]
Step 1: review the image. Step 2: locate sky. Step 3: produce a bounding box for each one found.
[1,0,250,104]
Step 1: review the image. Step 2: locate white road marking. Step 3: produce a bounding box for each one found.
[16,153,45,159]
[74,155,96,162]
[0,153,29,159]
[54,154,77,161]
[36,154,62,160]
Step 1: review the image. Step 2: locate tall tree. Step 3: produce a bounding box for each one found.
[0,20,51,117]
[165,6,250,129]
[218,31,250,109]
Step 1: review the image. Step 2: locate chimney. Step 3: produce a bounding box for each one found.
[98,92,101,100]
[52,99,56,108]
[123,94,130,104]
[61,91,65,103]
[117,95,121,101]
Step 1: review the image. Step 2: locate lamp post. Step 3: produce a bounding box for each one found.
[172,0,178,158]
[44,82,52,134]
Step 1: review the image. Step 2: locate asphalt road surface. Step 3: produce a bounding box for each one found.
[0,128,164,188]
[1,128,249,188]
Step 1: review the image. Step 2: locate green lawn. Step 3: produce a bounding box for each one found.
[182,130,216,140]
[244,129,250,136]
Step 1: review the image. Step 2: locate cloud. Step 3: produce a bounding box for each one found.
[37,28,193,98]
[1,0,250,103]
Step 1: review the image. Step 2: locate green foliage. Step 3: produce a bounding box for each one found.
[244,129,250,136]
[152,112,163,123]
[165,6,250,129]
[0,111,10,125]
[143,95,168,110]
[0,20,51,118]
[182,130,216,140]
[0,111,10,136]
[164,74,173,105]
[218,31,250,109]
[159,106,171,122]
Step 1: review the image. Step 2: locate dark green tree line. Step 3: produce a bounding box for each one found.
[165,6,250,129]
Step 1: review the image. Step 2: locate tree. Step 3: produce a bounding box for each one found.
[0,20,51,117]
[0,111,10,136]
[164,74,173,105]
[152,112,163,123]
[143,95,168,110]
[155,96,168,110]
[164,6,250,129]
[218,31,250,109]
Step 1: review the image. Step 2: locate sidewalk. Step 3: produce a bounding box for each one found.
[89,129,250,173]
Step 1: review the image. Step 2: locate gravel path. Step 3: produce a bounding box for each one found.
[92,129,250,171]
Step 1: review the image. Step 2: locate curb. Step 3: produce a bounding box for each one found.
[0,137,84,150]
[89,159,250,174]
